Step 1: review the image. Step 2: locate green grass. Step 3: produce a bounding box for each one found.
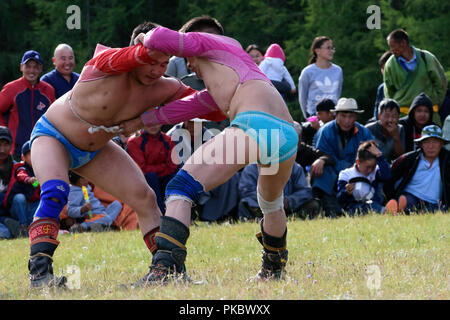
[0,212,449,300]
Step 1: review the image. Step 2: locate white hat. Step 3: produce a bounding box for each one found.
[189,118,209,122]
[331,98,364,113]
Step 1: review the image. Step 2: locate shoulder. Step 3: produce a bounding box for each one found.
[2,78,25,91]
[330,63,343,72]
[41,69,57,81]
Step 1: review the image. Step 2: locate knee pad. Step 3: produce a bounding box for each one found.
[165,169,205,205]
[35,179,70,220]
[257,187,284,215]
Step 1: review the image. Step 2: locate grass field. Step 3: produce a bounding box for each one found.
[0,212,448,300]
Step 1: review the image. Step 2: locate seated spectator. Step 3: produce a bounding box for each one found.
[311,98,375,217]
[366,98,405,163]
[167,118,240,222]
[127,124,179,213]
[370,51,393,122]
[239,162,320,221]
[67,171,122,232]
[0,50,55,160]
[3,141,39,235]
[40,44,80,99]
[337,141,391,216]
[399,92,437,153]
[293,121,335,176]
[259,43,296,98]
[300,98,335,146]
[0,221,11,239]
[246,44,264,66]
[384,125,450,214]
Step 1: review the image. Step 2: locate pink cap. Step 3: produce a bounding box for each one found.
[264,43,285,62]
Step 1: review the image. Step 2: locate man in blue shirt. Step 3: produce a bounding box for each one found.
[41,44,79,99]
[385,125,450,213]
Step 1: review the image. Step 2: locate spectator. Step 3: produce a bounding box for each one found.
[371,51,393,121]
[111,133,129,151]
[0,50,55,160]
[399,92,437,153]
[67,171,122,232]
[3,141,39,234]
[259,43,296,98]
[443,114,450,151]
[127,124,179,214]
[300,98,335,146]
[337,140,391,216]
[293,121,335,176]
[384,125,450,214]
[167,118,239,222]
[311,98,374,217]
[384,29,447,117]
[298,36,343,119]
[365,98,405,163]
[40,44,80,99]
[246,44,264,66]
[239,162,320,221]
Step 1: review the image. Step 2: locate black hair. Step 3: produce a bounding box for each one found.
[378,98,400,114]
[245,44,264,55]
[378,51,392,68]
[179,15,224,35]
[357,140,378,162]
[68,170,82,185]
[387,29,409,45]
[130,21,160,46]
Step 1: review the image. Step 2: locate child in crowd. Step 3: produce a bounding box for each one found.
[4,141,40,234]
[67,171,122,232]
[337,140,391,215]
[259,43,296,97]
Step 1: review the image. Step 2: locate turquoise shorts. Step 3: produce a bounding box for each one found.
[230,110,298,164]
[30,115,101,169]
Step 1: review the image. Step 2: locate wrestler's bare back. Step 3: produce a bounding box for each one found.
[190,57,294,123]
[45,73,182,151]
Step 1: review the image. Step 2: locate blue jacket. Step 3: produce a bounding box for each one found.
[238,162,312,219]
[312,120,375,194]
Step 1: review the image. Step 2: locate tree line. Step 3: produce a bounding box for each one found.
[1,0,449,122]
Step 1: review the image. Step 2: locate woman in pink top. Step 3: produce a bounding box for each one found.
[126,22,298,285]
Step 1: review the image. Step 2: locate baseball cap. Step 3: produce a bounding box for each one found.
[0,126,12,143]
[21,50,43,65]
[414,125,449,144]
[21,141,31,155]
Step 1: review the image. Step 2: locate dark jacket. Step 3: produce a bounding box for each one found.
[4,162,40,208]
[384,147,450,207]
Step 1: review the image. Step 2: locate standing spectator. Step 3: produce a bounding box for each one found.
[239,162,319,221]
[0,50,55,160]
[400,92,437,153]
[337,141,391,215]
[311,98,374,217]
[384,125,450,214]
[259,43,296,98]
[246,44,264,66]
[41,44,80,99]
[127,124,179,214]
[443,114,450,151]
[298,36,343,119]
[366,98,405,163]
[383,29,447,117]
[371,51,393,121]
[3,141,39,234]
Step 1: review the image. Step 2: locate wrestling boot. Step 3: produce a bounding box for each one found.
[134,216,191,286]
[28,218,67,289]
[250,219,288,281]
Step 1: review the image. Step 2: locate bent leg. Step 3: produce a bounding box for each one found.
[75,141,161,236]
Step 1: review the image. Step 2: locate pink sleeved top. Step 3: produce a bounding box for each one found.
[144,26,270,84]
[139,26,271,127]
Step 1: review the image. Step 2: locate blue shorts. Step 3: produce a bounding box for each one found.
[30,115,101,169]
[230,110,298,164]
